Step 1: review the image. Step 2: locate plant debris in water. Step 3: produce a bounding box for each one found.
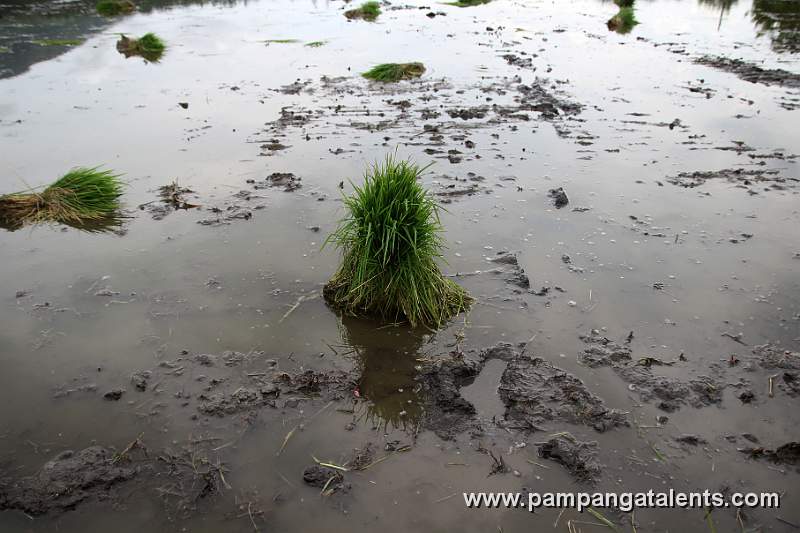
[0,167,123,229]
[607,5,638,34]
[116,32,166,62]
[446,0,491,6]
[362,62,426,82]
[33,38,85,47]
[324,156,471,328]
[263,39,300,44]
[344,1,382,21]
[96,0,135,16]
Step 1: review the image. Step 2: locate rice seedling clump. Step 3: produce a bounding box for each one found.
[607,6,638,33]
[324,156,471,328]
[362,62,425,82]
[0,167,123,229]
[116,33,166,62]
[345,1,382,21]
[96,0,136,16]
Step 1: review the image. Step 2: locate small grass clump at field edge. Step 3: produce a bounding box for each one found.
[362,62,425,82]
[324,156,471,328]
[96,0,136,16]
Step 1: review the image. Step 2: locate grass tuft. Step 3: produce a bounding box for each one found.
[362,62,425,82]
[345,1,382,21]
[324,155,471,328]
[446,0,491,7]
[305,40,327,47]
[613,0,635,7]
[96,0,136,16]
[33,39,85,47]
[607,6,638,33]
[0,167,124,229]
[116,33,165,62]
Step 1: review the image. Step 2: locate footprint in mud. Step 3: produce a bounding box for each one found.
[460,358,507,420]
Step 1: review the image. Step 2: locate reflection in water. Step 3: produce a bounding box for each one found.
[0,213,128,234]
[338,316,426,432]
[607,6,639,34]
[697,0,739,30]
[697,0,739,12]
[751,0,800,52]
[0,0,248,79]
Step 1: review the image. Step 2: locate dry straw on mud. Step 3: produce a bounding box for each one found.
[0,167,123,229]
[362,62,425,82]
[344,1,381,21]
[324,156,471,328]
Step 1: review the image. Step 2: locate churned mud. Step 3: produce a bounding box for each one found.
[694,55,800,88]
[0,447,141,515]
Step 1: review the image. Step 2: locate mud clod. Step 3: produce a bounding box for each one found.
[580,330,723,412]
[417,355,482,440]
[198,385,279,416]
[131,371,151,391]
[666,168,794,191]
[548,187,569,208]
[694,56,800,88]
[675,434,707,446]
[104,389,124,401]
[741,442,800,466]
[752,344,800,370]
[499,355,628,432]
[302,465,344,489]
[0,446,139,515]
[254,172,302,192]
[537,435,601,483]
[488,251,530,289]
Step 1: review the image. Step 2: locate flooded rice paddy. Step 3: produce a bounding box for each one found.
[0,0,799,531]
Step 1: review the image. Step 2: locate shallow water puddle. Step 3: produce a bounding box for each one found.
[460,358,507,420]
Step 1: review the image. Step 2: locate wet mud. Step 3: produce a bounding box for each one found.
[1,0,800,531]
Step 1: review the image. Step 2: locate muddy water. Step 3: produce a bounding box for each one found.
[1,0,799,531]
